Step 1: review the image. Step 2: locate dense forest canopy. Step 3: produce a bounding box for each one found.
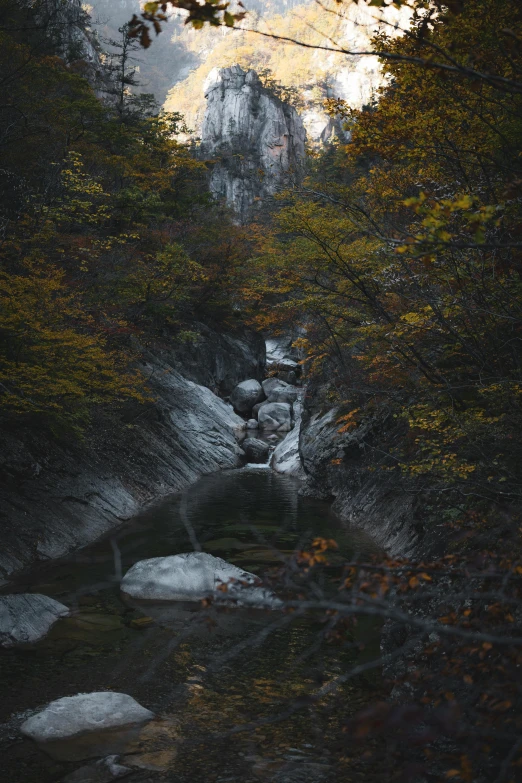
[0,0,251,431]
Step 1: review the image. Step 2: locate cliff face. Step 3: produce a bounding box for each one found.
[200,66,306,221]
[297,378,448,558]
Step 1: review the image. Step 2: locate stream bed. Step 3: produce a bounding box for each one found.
[0,465,385,783]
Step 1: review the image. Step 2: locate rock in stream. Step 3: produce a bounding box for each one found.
[120,552,279,607]
[0,593,69,647]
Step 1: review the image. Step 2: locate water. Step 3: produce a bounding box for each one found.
[0,466,382,783]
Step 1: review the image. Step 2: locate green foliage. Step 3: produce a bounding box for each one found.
[248,0,522,504]
[0,0,249,430]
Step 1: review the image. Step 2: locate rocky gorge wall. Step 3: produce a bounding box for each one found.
[200,65,306,222]
[0,327,265,582]
[294,375,449,559]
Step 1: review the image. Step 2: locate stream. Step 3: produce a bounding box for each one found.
[1,462,382,783]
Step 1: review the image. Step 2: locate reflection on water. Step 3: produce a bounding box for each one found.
[1,467,382,783]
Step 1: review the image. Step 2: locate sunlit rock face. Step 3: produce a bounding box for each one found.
[200,65,306,221]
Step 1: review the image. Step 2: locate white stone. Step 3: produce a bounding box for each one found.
[246,418,259,429]
[121,552,279,607]
[266,338,296,367]
[258,402,292,431]
[20,692,154,744]
[0,594,69,647]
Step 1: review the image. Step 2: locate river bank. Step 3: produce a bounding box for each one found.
[0,467,385,783]
[0,325,265,582]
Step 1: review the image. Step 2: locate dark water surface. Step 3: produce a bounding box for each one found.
[0,466,383,783]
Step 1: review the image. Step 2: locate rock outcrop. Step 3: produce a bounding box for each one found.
[200,65,306,222]
[0,594,69,647]
[0,326,264,580]
[299,398,422,557]
[271,398,305,478]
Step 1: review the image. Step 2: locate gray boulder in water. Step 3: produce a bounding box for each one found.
[246,418,259,429]
[258,402,293,431]
[230,379,264,414]
[0,593,69,647]
[20,692,155,761]
[261,377,283,397]
[121,552,279,607]
[243,437,270,463]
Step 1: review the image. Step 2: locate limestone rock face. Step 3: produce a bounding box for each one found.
[201,65,306,221]
[0,594,69,647]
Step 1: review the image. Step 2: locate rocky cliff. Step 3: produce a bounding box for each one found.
[200,65,306,221]
[0,327,265,581]
[295,376,451,558]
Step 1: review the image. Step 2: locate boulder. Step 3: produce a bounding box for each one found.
[246,418,259,429]
[242,438,270,464]
[20,692,154,761]
[120,552,278,607]
[230,379,264,414]
[267,385,299,405]
[252,401,268,417]
[258,402,293,432]
[0,593,69,647]
[271,401,305,478]
[261,377,284,397]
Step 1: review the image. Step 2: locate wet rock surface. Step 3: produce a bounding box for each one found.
[242,438,270,464]
[62,755,132,783]
[258,402,293,432]
[271,400,304,478]
[0,594,69,647]
[230,379,265,414]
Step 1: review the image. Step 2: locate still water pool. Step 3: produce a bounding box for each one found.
[0,466,383,783]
